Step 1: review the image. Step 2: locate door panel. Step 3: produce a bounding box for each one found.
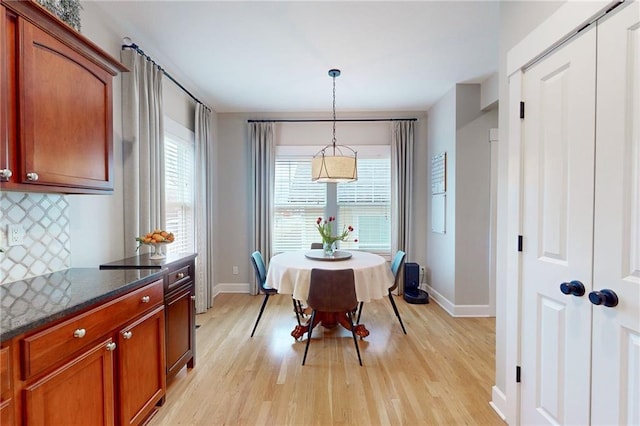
[520,26,596,426]
[591,3,640,424]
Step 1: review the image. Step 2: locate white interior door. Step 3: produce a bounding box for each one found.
[591,3,640,424]
[520,26,597,426]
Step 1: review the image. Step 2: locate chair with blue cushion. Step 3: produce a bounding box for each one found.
[356,250,407,334]
[250,251,303,337]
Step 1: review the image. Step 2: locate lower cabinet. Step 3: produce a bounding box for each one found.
[24,338,116,425]
[0,345,14,425]
[11,278,166,426]
[164,257,196,382]
[165,285,194,380]
[117,307,166,426]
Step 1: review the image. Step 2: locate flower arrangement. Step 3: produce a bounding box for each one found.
[315,216,357,246]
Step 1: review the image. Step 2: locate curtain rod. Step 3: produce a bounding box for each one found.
[121,42,212,112]
[248,118,417,123]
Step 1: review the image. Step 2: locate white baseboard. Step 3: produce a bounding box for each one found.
[425,285,494,317]
[490,385,507,422]
[213,282,250,297]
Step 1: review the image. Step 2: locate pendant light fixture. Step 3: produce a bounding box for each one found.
[311,69,358,183]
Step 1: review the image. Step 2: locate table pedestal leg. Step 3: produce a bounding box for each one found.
[291,311,369,339]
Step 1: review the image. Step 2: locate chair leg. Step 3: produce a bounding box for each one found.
[356,301,364,324]
[347,311,363,366]
[250,294,271,337]
[387,290,407,334]
[302,310,317,365]
[292,298,302,326]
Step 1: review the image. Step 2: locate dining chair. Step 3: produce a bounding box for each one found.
[250,251,303,337]
[310,243,323,249]
[356,250,407,334]
[302,268,362,366]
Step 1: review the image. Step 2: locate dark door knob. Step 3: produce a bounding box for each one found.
[560,280,585,297]
[588,289,619,307]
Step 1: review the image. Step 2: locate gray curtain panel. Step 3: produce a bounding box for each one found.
[249,122,275,295]
[121,48,165,257]
[392,120,414,292]
[195,104,215,313]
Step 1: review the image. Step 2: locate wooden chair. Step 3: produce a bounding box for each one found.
[310,243,323,249]
[302,268,362,366]
[356,250,407,334]
[250,251,303,337]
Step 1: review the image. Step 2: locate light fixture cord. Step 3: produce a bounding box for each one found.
[332,73,337,155]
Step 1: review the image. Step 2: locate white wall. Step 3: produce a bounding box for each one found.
[455,100,497,306]
[425,84,497,314]
[425,87,456,302]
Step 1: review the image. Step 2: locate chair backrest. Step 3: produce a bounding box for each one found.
[310,243,323,249]
[307,269,357,313]
[250,251,268,291]
[389,250,406,292]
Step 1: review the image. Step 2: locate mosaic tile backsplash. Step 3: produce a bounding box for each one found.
[1,192,71,284]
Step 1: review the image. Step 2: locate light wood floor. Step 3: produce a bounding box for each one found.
[150,293,505,426]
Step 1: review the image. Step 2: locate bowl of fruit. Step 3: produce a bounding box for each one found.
[136,229,175,259]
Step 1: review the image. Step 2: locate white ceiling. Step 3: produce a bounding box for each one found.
[91,1,499,113]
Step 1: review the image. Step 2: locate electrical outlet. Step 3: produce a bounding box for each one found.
[232,266,239,275]
[8,224,25,246]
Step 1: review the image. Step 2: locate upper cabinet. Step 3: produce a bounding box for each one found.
[0,0,127,194]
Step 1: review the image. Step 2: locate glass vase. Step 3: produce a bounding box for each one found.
[323,241,337,257]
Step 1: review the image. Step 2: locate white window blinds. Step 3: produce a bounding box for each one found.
[273,158,326,253]
[338,158,391,255]
[272,147,391,256]
[164,120,195,255]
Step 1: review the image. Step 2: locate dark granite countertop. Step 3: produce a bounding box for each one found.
[0,268,165,342]
[99,252,197,270]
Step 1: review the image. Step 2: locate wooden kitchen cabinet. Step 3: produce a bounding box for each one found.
[0,0,127,193]
[164,258,196,381]
[117,306,166,426]
[23,338,116,425]
[14,278,165,426]
[0,345,14,426]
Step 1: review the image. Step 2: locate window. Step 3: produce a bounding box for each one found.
[164,118,195,254]
[337,158,391,255]
[273,158,326,253]
[272,146,391,256]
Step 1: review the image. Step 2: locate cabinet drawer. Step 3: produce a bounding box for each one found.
[166,264,192,292]
[22,279,163,379]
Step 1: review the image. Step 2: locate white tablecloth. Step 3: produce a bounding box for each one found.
[265,250,394,303]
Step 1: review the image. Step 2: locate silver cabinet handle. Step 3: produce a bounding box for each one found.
[123,331,133,339]
[191,296,196,301]
[177,272,185,279]
[106,342,117,351]
[73,328,86,338]
[0,169,12,180]
[141,295,150,303]
[26,172,39,181]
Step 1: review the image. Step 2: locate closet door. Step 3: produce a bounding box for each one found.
[591,3,640,424]
[520,25,597,426]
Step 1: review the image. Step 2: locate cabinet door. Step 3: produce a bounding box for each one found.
[520,25,597,425]
[166,285,195,379]
[118,306,166,426]
[591,3,640,424]
[18,17,113,190]
[24,338,115,426]
[0,6,16,184]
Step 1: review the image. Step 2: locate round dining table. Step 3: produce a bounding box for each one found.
[265,249,394,339]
